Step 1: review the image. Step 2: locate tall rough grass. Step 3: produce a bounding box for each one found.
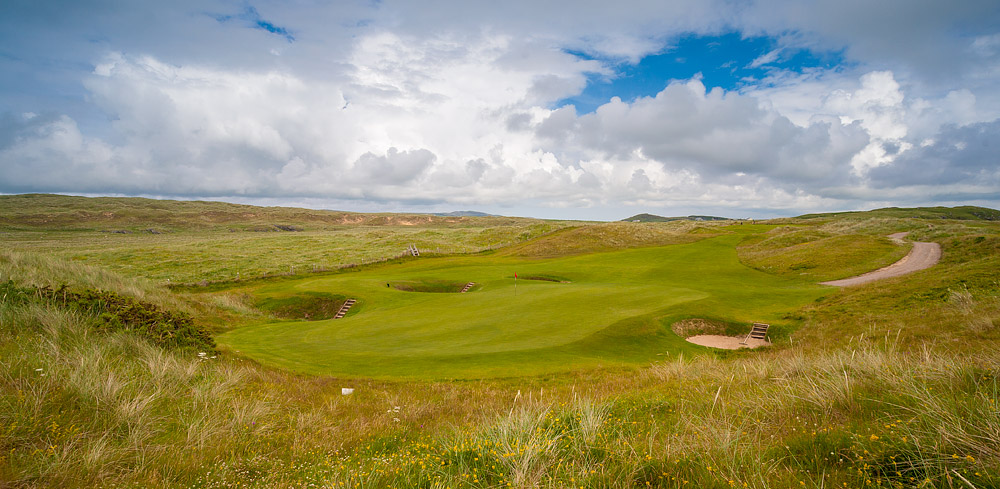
[0,250,185,312]
[4,295,999,487]
[0,296,264,487]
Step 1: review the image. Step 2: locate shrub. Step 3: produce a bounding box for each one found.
[1,280,215,352]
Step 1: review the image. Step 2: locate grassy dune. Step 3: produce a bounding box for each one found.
[737,225,912,281]
[0,194,572,283]
[0,193,556,231]
[2,196,999,488]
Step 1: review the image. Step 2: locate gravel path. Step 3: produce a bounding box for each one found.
[820,232,941,287]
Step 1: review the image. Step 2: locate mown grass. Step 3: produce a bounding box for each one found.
[216,229,831,379]
[2,199,999,488]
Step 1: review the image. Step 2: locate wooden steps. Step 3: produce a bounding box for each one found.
[334,299,356,319]
[408,244,420,257]
[741,322,769,344]
[460,282,475,293]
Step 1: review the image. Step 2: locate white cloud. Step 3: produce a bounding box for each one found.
[2,0,999,217]
[538,79,870,186]
[824,71,906,140]
[748,48,781,68]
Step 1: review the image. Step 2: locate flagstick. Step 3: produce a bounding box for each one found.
[514,273,517,296]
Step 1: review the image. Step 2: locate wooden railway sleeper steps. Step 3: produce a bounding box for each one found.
[334,299,356,319]
[460,282,475,293]
[740,322,770,345]
[408,244,420,257]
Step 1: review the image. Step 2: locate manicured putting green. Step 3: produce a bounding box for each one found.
[218,231,831,379]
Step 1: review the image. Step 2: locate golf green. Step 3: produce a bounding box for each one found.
[217,232,830,379]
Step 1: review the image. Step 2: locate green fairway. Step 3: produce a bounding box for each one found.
[218,230,831,379]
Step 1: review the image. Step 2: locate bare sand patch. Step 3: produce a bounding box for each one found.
[685,335,770,350]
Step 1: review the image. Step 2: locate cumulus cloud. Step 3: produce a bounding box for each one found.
[1,0,999,216]
[537,79,870,188]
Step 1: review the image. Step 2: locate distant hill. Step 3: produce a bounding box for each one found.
[0,194,536,232]
[621,213,732,223]
[796,206,1000,221]
[432,211,495,217]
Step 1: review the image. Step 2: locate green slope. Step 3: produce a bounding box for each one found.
[218,227,831,379]
[796,205,1000,221]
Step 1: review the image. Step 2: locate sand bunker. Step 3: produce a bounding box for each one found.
[685,335,770,350]
[820,232,941,287]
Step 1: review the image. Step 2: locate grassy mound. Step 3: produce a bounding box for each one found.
[796,205,1000,221]
[497,221,712,258]
[738,227,911,281]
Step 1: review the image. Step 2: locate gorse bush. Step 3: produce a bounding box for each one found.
[0,280,215,352]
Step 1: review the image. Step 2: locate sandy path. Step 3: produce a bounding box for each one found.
[820,232,941,287]
[686,335,770,349]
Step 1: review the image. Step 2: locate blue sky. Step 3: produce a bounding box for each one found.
[561,33,846,113]
[0,0,998,220]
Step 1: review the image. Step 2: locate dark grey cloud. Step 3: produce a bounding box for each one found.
[868,119,1000,187]
[0,111,60,148]
[739,0,1000,87]
[354,148,436,185]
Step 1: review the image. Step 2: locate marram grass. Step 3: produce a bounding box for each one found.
[3,295,998,488]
